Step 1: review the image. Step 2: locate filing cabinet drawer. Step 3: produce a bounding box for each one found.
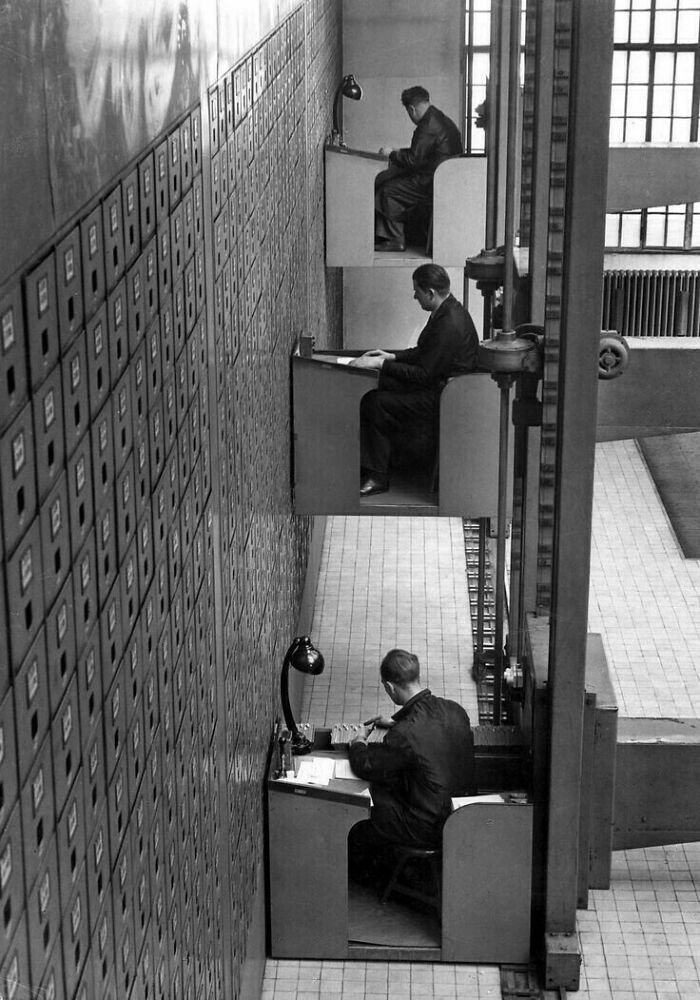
[6,518,44,672]
[169,129,182,208]
[57,224,84,352]
[0,285,28,433]
[153,556,169,642]
[139,151,157,242]
[134,420,152,519]
[180,116,193,194]
[85,800,110,932]
[83,712,106,829]
[61,861,90,1000]
[46,574,77,711]
[120,538,140,642]
[92,897,117,997]
[14,626,49,788]
[160,293,175,378]
[157,224,172,306]
[39,472,70,609]
[62,329,90,458]
[77,628,102,753]
[123,617,143,728]
[21,734,55,895]
[92,400,116,509]
[149,395,166,489]
[155,140,169,222]
[122,168,141,266]
[127,253,147,355]
[107,278,128,386]
[175,352,188,430]
[163,377,177,457]
[115,451,137,561]
[0,402,37,556]
[107,753,129,866]
[95,494,118,607]
[128,707,146,807]
[131,338,148,431]
[104,660,127,785]
[171,204,185,279]
[27,839,63,998]
[101,578,124,682]
[172,279,186,361]
[56,768,87,898]
[67,434,94,559]
[85,304,111,420]
[51,672,81,817]
[103,185,126,290]
[73,530,98,660]
[143,236,160,328]
[25,252,59,389]
[147,317,163,410]
[112,369,134,475]
[137,504,154,598]
[81,205,106,320]
[0,910,30,1000]
[143,662,160,758]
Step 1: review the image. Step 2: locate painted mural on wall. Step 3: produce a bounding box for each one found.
[0,0,297,285]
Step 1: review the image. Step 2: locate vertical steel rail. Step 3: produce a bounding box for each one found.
[502,0,522,334]
[491,0,522,724]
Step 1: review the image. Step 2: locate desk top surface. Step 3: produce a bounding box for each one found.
[268,745,372,808]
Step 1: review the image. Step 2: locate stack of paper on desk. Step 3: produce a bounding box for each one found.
[295,757,335,785]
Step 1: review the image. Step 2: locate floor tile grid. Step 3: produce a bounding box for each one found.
[263,515,495,999]
[582,439,700,999]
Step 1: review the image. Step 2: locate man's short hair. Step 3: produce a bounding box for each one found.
[413,263,451,296]
[401,86,430,108]
[380,649,420,686]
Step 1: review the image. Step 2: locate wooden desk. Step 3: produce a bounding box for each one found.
[292,351,509,517]
[267,750,371,958]
[267,732,532,962]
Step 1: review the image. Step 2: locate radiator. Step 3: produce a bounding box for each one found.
[602,269,700,338]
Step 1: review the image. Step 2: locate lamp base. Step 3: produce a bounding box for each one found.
[291,733,315,755]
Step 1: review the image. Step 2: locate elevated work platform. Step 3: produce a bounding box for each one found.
[292,350,510,517]
[325,147,487,267]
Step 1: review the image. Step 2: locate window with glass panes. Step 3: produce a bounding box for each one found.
[606,0,700,250]
[465,0,491,154]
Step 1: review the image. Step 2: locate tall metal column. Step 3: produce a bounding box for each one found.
[543,0,614,989]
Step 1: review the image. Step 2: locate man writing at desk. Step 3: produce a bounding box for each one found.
[351,263,479,498]
[347,649,475,886]
[375,85,462,252]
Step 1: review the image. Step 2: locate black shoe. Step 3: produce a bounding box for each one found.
[374,240,405,252]
[360,476,389,497]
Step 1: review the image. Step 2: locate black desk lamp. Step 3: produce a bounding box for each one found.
[280,636,325,754]
[330,74,363,147]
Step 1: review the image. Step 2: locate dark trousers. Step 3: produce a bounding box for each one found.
[360,385,439,478]
[375,168,431,243]
[348,787,440,885]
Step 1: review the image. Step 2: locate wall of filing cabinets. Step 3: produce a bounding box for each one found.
[0,2,342,999]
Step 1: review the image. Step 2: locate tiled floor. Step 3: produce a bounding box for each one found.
[263,439,700,999]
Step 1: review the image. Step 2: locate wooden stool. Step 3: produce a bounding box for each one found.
[380,845,442,913]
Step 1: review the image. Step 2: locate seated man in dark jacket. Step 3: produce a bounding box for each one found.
[350,263,479,497]
[347,648,475,885]
[375,85,463,252]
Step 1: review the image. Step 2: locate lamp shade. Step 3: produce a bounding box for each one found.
[331,74,363,145]
[341,75,363,102]
[285,636,325,677]
[280,636,325,752]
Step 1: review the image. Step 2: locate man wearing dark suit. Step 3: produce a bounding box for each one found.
[375,86,463,252]
[347,648,475,882]
[351,264,479,497]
